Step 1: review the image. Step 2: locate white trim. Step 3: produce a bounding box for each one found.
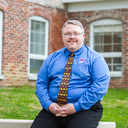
[0,75,4,79]
[66,0,128,12]
[29,54,47,60]
[0,10,4,80]
[28,74,37,80]
[110,71,122,77]
[90,19,122,25]
[100,52,122,58]
[28,16,49,80]
[90,19,122,77]
[62,0,104,3]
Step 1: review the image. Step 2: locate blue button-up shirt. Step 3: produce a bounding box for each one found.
[36,45,110,112]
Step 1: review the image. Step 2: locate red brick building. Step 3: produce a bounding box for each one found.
[0,0,128,88]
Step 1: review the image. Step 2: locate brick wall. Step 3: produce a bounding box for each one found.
[68,9,128,88]
[0,0,128,88]
[0,0,67,86]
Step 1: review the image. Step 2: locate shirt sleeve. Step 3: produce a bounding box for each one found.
[73,55,110,112]
[35,54,53,111]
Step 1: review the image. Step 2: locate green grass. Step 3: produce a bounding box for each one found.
[0,86,128,128]
[101,88,128,128]
[0,86,41,120]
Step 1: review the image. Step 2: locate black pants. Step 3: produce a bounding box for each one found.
[30,101,103,128]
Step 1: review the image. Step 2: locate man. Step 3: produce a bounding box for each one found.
[31,20,110,128]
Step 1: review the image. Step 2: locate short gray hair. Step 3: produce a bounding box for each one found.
[62,20,84,34]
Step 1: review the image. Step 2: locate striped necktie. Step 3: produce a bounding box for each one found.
[57,52,74,106]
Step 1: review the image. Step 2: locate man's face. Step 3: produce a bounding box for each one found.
[62,24,85,52]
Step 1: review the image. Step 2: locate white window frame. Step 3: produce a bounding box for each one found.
[90,19,122,77]
[0,10,4,79]
[28,16,49,80]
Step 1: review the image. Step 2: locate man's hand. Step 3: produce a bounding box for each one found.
[48,103,76,117]
[55,103,76,117]
[48,103,61,115]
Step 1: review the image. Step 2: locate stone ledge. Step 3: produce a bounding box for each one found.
[97,122,116,128]
[0,119,116,128]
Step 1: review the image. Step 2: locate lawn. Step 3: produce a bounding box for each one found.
[0,86,41,120]
[0,86,128,128]
[101,88,128,128]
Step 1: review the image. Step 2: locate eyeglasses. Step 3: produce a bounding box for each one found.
[62,32,83,37]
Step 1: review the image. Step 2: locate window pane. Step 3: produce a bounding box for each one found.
[104,25,112,32]
[40,34,45,44]
[104,32,112,44]
[94,33,102,44]
[108,65,111,71]
[30,44,34,53]
[105,58,112,71]
[35,44,40,54]
[113,57,122,71]
[40,45,45,55]
[113,25,122,32]
[40,23,45,33]
[31,20,35,31]
[31,32,34,42]
[105,58,111,64]
[114,32,122,43]
[113,44,122,52]
[94,25,122,53]
[113,58,121,64]
[94,45,102,52]
[30,20,45,55]
[30,59,44,74]
[35,33,40,43]
[105,57,122,71]
[35,22,40,31]
[94,26,102,33]
[104,44,112,52]
[113,65,121,71]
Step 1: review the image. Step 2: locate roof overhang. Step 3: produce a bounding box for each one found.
[62,0,108,3]
[62,0,128,12]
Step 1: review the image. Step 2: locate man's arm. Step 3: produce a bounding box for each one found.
[73,55,110,112]
[35,54,54,111]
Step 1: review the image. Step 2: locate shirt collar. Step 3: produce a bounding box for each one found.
[64,45,85,56]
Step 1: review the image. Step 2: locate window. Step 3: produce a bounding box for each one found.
[28,16,49,80]
[0,10,4,79]
[90,19,122,77]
